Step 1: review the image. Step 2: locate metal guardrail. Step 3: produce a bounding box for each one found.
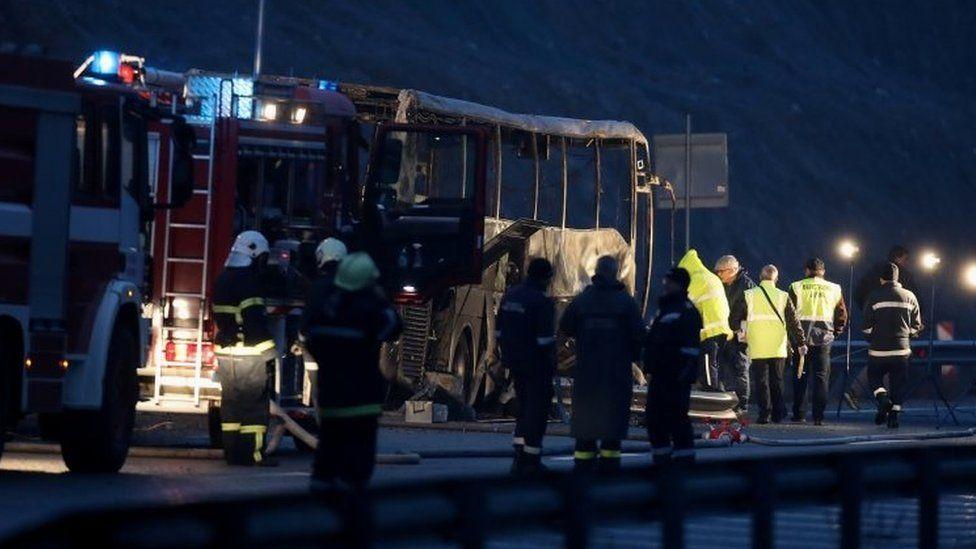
[831,340,976,366]
[7,446,976,548]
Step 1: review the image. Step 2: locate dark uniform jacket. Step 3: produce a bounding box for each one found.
[559,277,645,440]
[644,292,703,382]
[496,280,556,375]
[304,285,401,417]
[213,266,274,352]
[862,282,922,358]
[725,270,755,333]
[300,263,339,337]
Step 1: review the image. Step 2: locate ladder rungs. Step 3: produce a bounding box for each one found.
[192,154,212,160]
[160,326,204,333]
[193,189,210,195]
[158,376,221,389]
[167,257,205,264]
[170,223,206,229]
[164,292,206,299]
[157,360,204,368]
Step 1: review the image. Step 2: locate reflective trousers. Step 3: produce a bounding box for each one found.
[867,356,909,407]
[752,357,786,422]
[313,415,379,490]
[512,369,554,456]
[217,355,271,465]
[792,344,831,421]
[646,367,694,461]
[574,439,622,472]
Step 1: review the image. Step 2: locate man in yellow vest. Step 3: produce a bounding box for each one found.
[744,265,807,423]
[789,257,848,425]
[677,249,732,391]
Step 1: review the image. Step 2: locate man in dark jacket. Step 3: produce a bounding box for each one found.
[299,238,348,405]
[862,262,922,429]
[213,231,278,466]
[304,252,401,491]
[496,257,557,475]
[715,255,755,413]
[644,267,703,464]
[559,256,644,474]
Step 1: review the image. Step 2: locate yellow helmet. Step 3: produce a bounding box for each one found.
[334,252,380,292]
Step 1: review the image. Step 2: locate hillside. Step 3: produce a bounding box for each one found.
[3,0,975,330]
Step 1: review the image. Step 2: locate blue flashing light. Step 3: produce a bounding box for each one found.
[318,79,338,91]
[92,50,120,75]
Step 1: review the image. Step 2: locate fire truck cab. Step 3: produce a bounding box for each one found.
[0,51,195,471]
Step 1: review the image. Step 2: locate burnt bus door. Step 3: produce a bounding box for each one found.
[363,124,488,302]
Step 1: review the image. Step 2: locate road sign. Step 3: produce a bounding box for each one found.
[653,132,729,209]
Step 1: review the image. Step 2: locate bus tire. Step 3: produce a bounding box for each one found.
[61,324,138,473]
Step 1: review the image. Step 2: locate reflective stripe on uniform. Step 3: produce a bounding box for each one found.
[512,436,525,446]
[536,336,556,346]
[692,290,725,305]
[221,422,241,432]
[702,320,728,332]
[658,312,681,324]
[214,339,276,356]
[868,349,911,357]
[872,301,914,310]
[319,403,383,419]
[523,445,542,455]
[892,404,902,411]
[747,313,781,323]
[873,387,888,396]
[239,297,266,310]
[600,449,622,459]
[574,450,596,460]
[680,347,700,356]
[240,425,267,463]
[797,315,833,323]
[309,326,367,339]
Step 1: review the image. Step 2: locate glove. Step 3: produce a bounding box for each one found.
[798,345,808,356]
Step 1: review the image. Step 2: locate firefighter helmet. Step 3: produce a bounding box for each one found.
[334,252,380,292]
[315,237,348,268]
[225,230,269,267]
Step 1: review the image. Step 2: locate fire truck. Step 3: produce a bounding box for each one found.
[0,51,195,471]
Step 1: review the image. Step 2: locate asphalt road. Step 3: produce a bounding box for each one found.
[4,407,976,544]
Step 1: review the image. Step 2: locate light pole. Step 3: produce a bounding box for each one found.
[835,239,859,418]
[920,251,941,373]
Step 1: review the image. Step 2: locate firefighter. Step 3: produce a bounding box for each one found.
[677,250,732,392]
[212,230,278,466]
[714,255,755,414]
[743,265,806,423]
[298,237,349,406]
[305,252,401,491]
[559,256,644,474]
[496,257,557,475]
[644,267,702,464]
[862,262,922,429]
[789,258,848,425]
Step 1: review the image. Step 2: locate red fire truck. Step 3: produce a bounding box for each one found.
[0,51,195,471]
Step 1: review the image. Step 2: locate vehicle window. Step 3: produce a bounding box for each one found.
[235,154,329,237]
[378,131,476,212]
[73,104,119,205]
[0,106,35,205]
[599,140,633,237]
[75,114,90,195]
[497,129,534,219]
[565,138,597,228]
[538,135,564,224]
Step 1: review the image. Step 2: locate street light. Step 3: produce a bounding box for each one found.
[920,250,941,372]
[921,251,941,271]
[962,262,976,289]
[835,238,859,418]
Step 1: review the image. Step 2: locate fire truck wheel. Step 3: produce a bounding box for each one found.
[453,336,480,409]
[61,324,138,473]
[207,404,222,449]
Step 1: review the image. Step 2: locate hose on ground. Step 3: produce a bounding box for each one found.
[745,428,976,446]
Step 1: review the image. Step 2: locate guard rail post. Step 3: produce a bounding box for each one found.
[839,455,863,549]
[751,459,775,549]
[918,449,940,548]
[563,473,592,549]
[458,482,488,549]
[661,463,687,549]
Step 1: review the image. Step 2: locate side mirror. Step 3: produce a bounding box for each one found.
[158,120,196,209]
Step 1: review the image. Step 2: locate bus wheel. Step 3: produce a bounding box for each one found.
[452,336,477,420]
[61,324,138,473]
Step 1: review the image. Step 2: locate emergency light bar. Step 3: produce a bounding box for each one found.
[74,50,145,85]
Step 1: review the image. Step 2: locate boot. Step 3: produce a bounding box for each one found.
[512,451,548,476]
[874,391,892,425]
[509,445,525,475]
[597,457,621,475]
[887,407,900,429]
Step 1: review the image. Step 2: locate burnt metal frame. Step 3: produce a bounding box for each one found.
[8,446,974,549]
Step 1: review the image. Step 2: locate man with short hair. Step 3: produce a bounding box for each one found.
[862,262,922,429]
[790,258,848,425]
[715,255,755,413]
[560,256,644,474]
[743,265,806,423]
[497,257,557,475]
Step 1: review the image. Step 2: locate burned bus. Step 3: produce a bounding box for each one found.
[351,89,657,413]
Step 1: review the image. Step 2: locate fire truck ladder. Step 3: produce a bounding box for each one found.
[153,95,220,407]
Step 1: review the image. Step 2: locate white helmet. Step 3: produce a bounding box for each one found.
[315,237,348,269]
[225,230,269,267]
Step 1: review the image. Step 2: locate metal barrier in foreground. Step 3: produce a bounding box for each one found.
[7,446,976,549]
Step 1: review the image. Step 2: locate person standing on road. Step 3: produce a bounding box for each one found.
[213,231,278,466]
[496,257,557,475]
[790,258,848,425]
[644,267,703,464]
[677,250,732,392]
[715,255,755,414]
[304,252,401,492]
[743,265,807,424]
[559,256,644,474]
[862,263,922,429]
[298,238,349,404]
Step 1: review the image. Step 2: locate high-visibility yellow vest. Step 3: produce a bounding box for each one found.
[744,281,790,359]
[790,276,842,329]
[678,249,732,342]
